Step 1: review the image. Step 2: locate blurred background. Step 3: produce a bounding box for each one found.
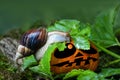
[0,0,120,35]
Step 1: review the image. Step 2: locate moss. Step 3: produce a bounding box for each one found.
[0,53,36,80]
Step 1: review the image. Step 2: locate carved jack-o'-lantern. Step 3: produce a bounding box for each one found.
[15,28,99,74]
[51,41,99,74]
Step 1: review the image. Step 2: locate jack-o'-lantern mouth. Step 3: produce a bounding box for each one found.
[50,42,99,74]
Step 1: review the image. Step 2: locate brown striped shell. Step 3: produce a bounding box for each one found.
[20,28,48,56]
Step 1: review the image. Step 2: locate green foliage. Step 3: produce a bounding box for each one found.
[23,43,66,79]
[22,55,37,70]
[99,68,120,78]
[63,68,120,80]
[29,42,66,80]
[63,69,83,80]
[76,70,100,80]
[91,5,120,48]
[47,19,80,32]
[22,4,120,80]
[72,36,90,50]
[55,42,66,51]
[29,45,56,80]
[48,19,91,50]
[63,69,104,80]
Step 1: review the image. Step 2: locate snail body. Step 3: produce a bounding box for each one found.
[35,31,70,61]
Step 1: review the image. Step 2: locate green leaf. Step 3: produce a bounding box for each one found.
[79,26,91,38]
[22,55,37,70]
[63,69,104,80]
[77,70,99,80]
[70,23,91,50]
[56,42,66,51]
[98,68,120,78]
[91,5,120,48]
[70,24,91,38]
[72,36,90,50]
[47,24,69,32]
[29,65,53,79]
[58,19,80,30]
[38,42,66,75]
[47,19,80,32]
[30,44,56,80]
[63,69,83,80]
[47,19,91,50]
[29,42,66,80]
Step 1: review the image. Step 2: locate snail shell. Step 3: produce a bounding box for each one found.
[15,28,48,64]
[20,28,48,53]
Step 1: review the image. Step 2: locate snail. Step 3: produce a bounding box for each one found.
[15,27,99,74]
[14,28,71,64]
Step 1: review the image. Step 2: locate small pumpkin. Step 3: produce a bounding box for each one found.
[50,41,99,74]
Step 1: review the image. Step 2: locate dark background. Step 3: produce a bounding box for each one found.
[0,0,120,34]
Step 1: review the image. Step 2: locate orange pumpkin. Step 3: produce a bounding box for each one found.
[50,41,99,74]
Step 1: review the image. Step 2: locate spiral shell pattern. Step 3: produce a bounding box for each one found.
[20,28,48,52]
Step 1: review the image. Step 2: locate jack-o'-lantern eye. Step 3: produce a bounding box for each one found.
[54,43,76,58]
[67,44,73,49]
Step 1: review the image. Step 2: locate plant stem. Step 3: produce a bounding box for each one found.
[93,42,120,59]
[103,59,120,67]
[115,38,120,47]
